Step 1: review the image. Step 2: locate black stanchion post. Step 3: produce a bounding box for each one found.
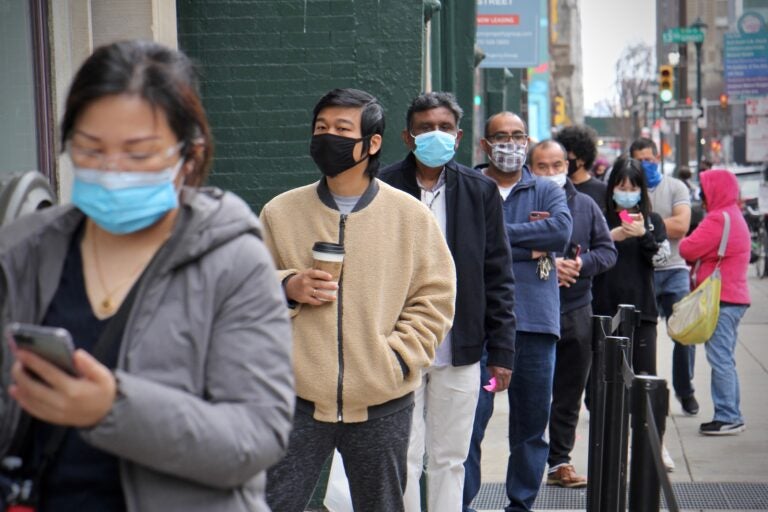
[616,304,636,366]
[587,315,611,512]
[616,305,636,512]
[600,335,629,512]
[629,376,670,512]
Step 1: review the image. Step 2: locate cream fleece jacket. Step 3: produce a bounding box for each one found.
[260,179,456,422]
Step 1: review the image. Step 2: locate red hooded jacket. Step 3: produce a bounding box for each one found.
[679,169,751,305]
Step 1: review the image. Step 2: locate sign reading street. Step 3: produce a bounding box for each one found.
[476,0,541,68]
[663,105,704,120]
[662,27,705,44]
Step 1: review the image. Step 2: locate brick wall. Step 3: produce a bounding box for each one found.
[177,0,424,211]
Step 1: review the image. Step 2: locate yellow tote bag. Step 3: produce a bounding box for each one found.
[667,211,730,345]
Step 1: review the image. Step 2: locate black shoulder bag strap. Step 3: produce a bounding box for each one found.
[33,279,142,494]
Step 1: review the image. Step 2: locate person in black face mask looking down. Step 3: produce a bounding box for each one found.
[555,125,607,212]
[261,88,456,512]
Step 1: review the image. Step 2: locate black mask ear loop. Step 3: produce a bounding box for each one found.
[353,134,372,167]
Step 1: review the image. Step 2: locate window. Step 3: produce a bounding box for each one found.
[0,1,54,183]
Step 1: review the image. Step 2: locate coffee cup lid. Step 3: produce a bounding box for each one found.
[312,241,345,254]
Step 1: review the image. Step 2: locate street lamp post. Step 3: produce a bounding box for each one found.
[691,17,708,170]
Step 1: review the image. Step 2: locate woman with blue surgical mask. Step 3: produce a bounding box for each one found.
[592,157,668,377]
[0,41,293,512]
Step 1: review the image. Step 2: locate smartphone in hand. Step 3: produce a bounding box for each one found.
[619,209,633,223]
[565,243,582,260]
[6,322,77,376]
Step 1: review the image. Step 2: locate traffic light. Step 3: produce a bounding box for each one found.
[553,96,566,126]
[659,65,674,103]
[720,93,729,109]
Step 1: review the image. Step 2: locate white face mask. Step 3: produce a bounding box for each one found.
[545,173,567,188]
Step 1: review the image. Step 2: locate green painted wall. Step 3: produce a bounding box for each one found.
[177,0,425,211]
[429,1,477,166]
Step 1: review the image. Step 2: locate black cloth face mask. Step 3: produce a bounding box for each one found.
[567,158,579,175]
[310,133,370,177]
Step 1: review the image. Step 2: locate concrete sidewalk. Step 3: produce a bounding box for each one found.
[474,273,768,511]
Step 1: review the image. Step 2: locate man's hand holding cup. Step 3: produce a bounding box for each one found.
[285,242,344,306]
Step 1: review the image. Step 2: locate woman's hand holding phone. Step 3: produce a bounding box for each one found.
[620,212,646,238]
[10,348,116,428]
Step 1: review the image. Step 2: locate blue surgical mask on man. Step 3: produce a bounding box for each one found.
[412,130,456,168]
[72,158,184,234]
[613,190,642,209]
[641,160,662,188]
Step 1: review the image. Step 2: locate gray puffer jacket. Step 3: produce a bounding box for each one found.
[0,187,294,511]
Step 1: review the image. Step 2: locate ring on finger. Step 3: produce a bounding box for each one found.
[312,288,317,298]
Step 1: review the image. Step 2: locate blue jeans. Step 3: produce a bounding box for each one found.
[463,333,557,512]
[655,268,696,398]
[705,304,748,424]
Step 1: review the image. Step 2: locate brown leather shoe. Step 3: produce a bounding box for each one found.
[547,464,587,488]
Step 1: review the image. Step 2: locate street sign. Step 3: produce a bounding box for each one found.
[662,27,705,44]
[725,32,768,98]
[662,105,704,120]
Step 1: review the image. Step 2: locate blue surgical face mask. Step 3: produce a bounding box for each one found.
[613,190,641,209]
[72,159,184,234]
[641,160,661,188]
[412,130,456,168]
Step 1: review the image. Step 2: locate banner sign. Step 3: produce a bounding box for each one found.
[477,0,541,68]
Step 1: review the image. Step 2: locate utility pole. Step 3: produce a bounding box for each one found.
[692,16,708,172]
[677,0,689,176]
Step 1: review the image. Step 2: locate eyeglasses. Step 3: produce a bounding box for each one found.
[486,133,528,144]
[66,141,184,171]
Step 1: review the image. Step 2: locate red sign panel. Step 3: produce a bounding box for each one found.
[477,15,520,25]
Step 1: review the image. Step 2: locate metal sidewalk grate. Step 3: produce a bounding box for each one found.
[470,481,768,510]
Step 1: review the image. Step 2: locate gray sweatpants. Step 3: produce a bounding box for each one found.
[266,405,413,512]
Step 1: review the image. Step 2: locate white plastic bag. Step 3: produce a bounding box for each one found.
[323,449,353,512]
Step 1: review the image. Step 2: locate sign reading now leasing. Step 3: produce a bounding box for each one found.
[476,0,541,68]
[662,27,705,44]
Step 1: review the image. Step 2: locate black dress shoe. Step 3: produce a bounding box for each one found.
[678,394,699,415]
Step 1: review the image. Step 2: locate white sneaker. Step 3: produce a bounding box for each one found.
[662,445,675,472]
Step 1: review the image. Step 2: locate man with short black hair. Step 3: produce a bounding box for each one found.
[630,137,696,420]
[379,91,516,512]
[555,125,606,211]
[528,140,617,488]
[262,88,456,512]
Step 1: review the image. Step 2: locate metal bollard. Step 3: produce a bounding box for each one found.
[599,335,629,512]
[586,315,610,512]
[616,305,637,512]
[628,376,670,512]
